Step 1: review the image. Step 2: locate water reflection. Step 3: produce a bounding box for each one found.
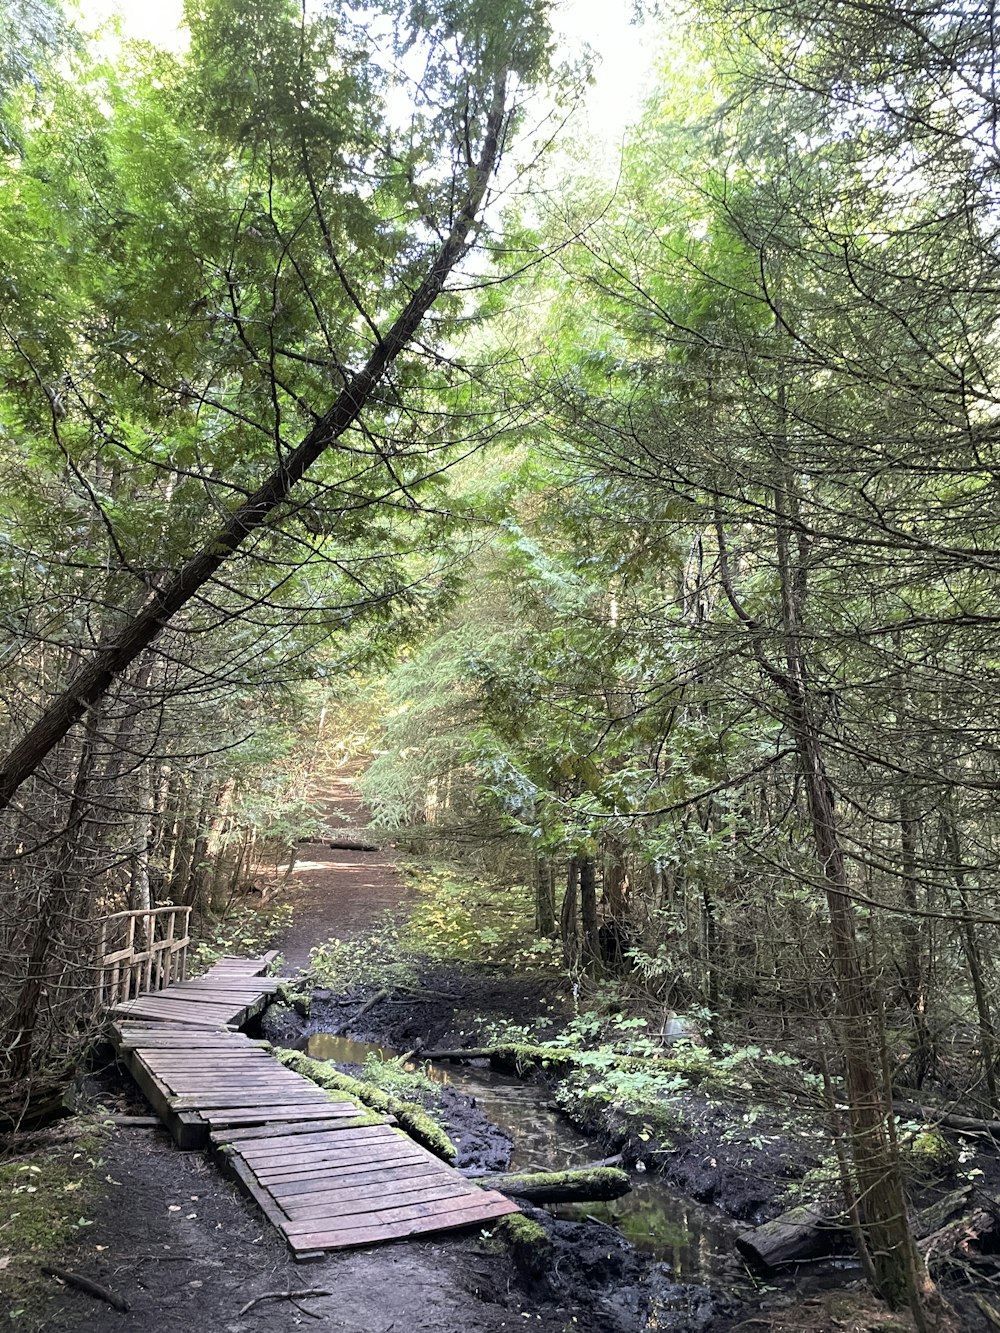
[305,1032,744,1282]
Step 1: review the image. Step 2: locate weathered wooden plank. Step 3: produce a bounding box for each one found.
[238,1125,398,1158]
[262,1147,428,1186]
[201,1106,353,1125]
[240,1135,405,1170]
[267,1161,445,1195]
[282,1179,470,1220]
[286,1195,519,1250]
[210,1116,393,1144]
[168,1092,338,1110]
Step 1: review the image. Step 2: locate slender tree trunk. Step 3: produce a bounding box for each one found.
[580,855,600,975]
[898,786,931,1086]
[535,856,556,937]
[942,807,997,1109]
[561,857,580,968]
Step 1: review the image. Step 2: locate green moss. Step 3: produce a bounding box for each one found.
[274,1049,457,1161]
[275,982,310,1015]
[495,1213,552,1279]
[497,1213,549,1246]
[901,1127,958,1177]
[0,1121,107,1318]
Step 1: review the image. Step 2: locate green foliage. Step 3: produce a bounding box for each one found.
[189,902,294,973]
[401,861,543,967]
[361,1052,440,1103]
[306,915,419,991]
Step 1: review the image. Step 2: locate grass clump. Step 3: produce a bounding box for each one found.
[306,915,419,991]
[0,1121,107,1321]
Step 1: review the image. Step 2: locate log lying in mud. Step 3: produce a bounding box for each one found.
[736,1201,845,1271]
[471,1166,632,1205]
[297,836,381,853]
[329,987,389,1035]
[920,1205,999,1271]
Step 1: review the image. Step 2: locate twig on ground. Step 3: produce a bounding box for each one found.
[239,1289,331,1316]
[40,1265,130,1312]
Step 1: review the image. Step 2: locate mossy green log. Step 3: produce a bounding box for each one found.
[274,1048,456,1161]
[471,1166,631,1204]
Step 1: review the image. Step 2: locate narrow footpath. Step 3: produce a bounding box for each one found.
[272,764,414,970]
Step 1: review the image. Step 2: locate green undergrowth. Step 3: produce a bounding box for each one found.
[398,860,557,971]
[305,914,420,991]
[189,901,294,974]
[274,1049,456,1161]
[0,1120,108,1321]
[360,1052,440,1103]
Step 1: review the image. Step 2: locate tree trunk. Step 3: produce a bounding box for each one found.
[560,857,580,967]
[580,855,600,975]
[535,855,557,937]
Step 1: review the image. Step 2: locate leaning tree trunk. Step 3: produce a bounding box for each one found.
[0,73,512,814]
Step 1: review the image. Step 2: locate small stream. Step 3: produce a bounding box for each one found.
[306,1032,750,1287]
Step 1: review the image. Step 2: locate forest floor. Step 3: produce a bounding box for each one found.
[4,766,978,1333]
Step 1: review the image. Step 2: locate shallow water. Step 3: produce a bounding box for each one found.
[306,1031,748,1284]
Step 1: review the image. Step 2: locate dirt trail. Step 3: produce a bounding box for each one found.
[272,763,414,970]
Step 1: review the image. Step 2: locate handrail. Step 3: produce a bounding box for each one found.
[96,905,192,1008]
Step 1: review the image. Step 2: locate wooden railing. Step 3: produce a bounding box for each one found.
[96,905,192,1008]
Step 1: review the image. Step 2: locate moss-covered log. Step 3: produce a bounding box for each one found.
[736,1201,845,1271]
[274,1048,456,1161]
[471,1166,631,1204]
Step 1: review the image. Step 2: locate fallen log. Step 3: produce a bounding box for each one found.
[420,1047,495,1062]
[913,1184,974,1240]
[920,1206,999,1272]
[735,1201,845,1272]
[298,837,381,853]
[470,1166,631,1205]
[330,988,389,1036]
[922,1108,1000,1135]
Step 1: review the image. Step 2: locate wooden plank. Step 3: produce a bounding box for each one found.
[225,1152,299,1235]
[201,1106,355,1125]
[286,1195,519,1249]
[281,1179,470,1220]
[274,1167,447,1206]
[117,1034,266,1046]
[262,1148,428,1187]
[267,1161,447,1195]
[245,1128,414,1161]
[210,1116,392,1144]
[169,1094,341,1111]
[240,1133,404,1169]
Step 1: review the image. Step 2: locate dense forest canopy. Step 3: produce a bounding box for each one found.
[6,0,1000,1323]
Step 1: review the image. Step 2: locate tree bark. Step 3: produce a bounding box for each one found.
[580,854,600,975]
[560,856,580,967]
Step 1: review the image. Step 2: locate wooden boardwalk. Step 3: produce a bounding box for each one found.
[109,953,517,1258]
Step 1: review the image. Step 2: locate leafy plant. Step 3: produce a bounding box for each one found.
[189,902,294,973]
